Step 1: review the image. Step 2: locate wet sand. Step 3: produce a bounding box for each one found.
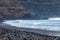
[0,23,58,40]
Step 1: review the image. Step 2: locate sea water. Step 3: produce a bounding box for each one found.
[3,20,60,31]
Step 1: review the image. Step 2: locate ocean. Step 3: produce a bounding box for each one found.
[3,20,60,31]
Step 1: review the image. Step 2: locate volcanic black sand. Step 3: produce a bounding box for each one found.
[0,23,58,40]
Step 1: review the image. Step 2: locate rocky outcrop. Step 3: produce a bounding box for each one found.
[0,6,28,20]
[0,0,60,20]
[0,0,28,20]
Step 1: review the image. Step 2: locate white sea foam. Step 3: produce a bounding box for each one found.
[3,20,60,31]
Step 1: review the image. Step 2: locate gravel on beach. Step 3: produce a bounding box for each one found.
[0,23,58,40]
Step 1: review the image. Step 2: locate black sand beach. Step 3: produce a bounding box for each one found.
[0,23,58,40]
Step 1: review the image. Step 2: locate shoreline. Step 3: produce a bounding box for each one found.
[0,23,60,37]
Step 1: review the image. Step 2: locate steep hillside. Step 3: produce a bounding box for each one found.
[0,0,28,20]
[0,0,60,20]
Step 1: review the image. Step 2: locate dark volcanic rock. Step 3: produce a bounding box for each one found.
[0,0,29,20]
[17,0,60,18]
[0,0,60,20]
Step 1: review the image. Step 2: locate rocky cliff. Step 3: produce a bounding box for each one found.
[0,0,60,20]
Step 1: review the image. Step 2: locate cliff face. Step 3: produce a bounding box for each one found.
[0,0,60,20]
[0,6,28,20]
[0,0,28,20]
[18,0,60,18]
